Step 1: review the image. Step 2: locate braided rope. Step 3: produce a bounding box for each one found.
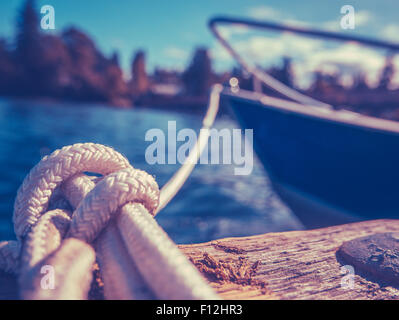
[0,143,218,300]
[20,238,95,300]
[13,143,131,240]
[20,209,71,276]
[68,168,159,243]
[62,172,154,300]
[61,174,99,209]
[118,203,219,299]
[96,223,155,299]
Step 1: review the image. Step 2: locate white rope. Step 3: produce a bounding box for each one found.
[20,238,95,300]
[13,143,131,240]
[20,209,71,276]
[118,203,218,299]
[96,222,155,300]
[158,84,223,212]
[0,142,219,300]
[61,173,154,299]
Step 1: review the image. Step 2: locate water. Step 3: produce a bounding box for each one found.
[0,98,302,244]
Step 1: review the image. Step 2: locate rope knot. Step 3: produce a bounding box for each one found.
[1,142,218,300]
[68,167,159,243]
[13,143,146,240]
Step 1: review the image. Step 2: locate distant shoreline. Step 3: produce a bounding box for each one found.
[0,94,224,116]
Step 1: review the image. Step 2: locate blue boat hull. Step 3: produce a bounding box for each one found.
[226,91,399,228]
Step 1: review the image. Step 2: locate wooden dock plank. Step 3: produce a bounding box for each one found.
[179,219,399,300]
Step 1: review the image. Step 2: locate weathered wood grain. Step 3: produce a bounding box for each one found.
[179,219,399,300]
[2,219,399,299]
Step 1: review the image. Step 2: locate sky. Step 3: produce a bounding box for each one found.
[0,0,398,82]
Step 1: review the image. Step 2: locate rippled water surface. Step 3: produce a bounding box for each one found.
[0,98,302,243]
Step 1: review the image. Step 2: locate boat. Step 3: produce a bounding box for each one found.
[209,16,399,228]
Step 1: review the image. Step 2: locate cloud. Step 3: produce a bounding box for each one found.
[220,33,322,63]
[163,46,188,60]
[300,43,385,87]
[210,42,233,62]
[213,29,386,88]
[322,20,341,31]
[247,6,282,20]
[321,10,372,31]
[355,10,372,27]
[219,24,250,40]
[246,5,311,27]
[212,6,386,87]
[246,5,372,30]
[380,24,399,42]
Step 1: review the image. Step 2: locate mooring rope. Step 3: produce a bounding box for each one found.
[157,84,223,212]
[0,142,219,299]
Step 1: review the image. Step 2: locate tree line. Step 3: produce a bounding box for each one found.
[0,0,397,115]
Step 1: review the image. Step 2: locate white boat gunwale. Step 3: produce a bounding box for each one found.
[223,88,399,136]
